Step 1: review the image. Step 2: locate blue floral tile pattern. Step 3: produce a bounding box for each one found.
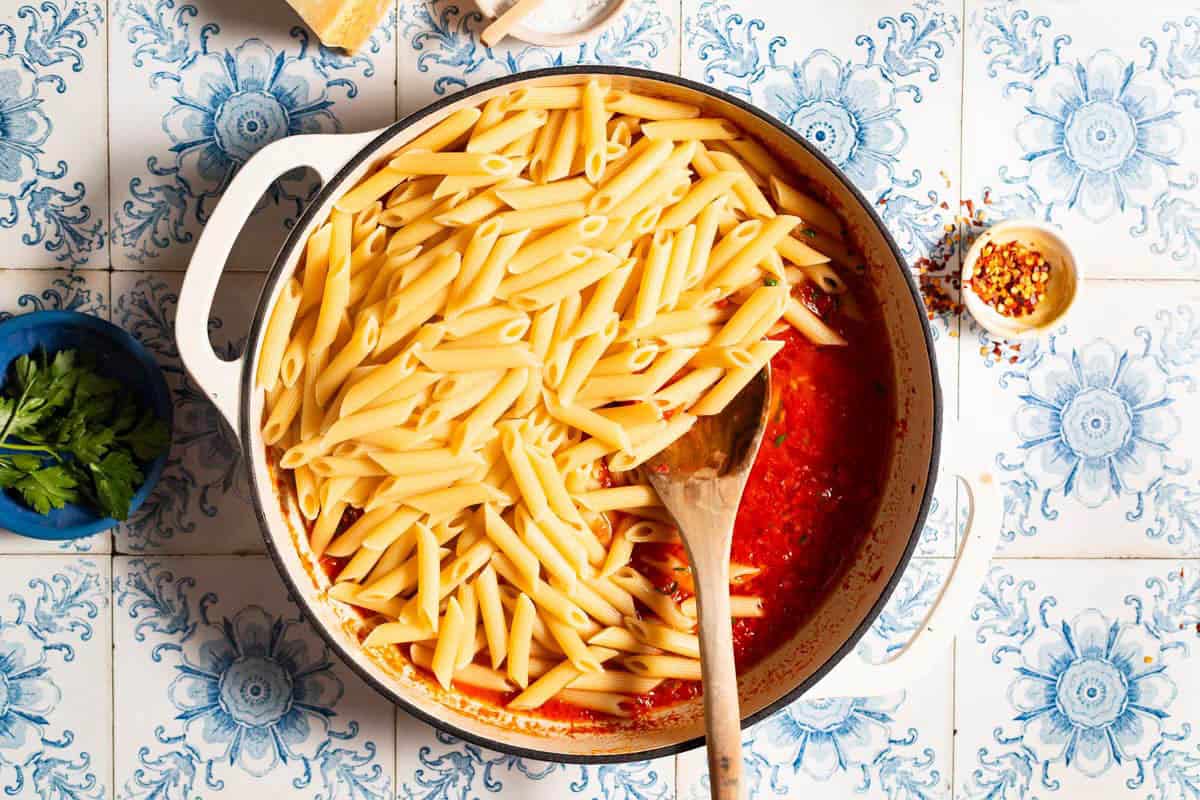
[0,1,107,267]
[109,0,398,270]
[965,0,1200,276]
[111,271,264,554]
[961,283,1200,556]
[0,270,109,554]
[396,717,674,799]
[957,561,1200,798]
[0,557,111,799]
[113,556,393,799]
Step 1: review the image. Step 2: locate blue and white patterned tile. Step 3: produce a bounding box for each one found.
[0,269,111,554]
[0,555,112,800]
[960,282,1200,557]
[964,0,1200,277]
[676,558,955,799]
[0,1,109,268]
[956,560,1200,799]
[108,0,399,271]
[111,271,267,554]
[396,0,681,116]
[395,715,675,799]
[112,556,395,799]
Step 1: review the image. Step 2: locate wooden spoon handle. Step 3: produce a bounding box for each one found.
[694,557,744,800]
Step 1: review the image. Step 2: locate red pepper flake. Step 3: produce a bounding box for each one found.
[966,240,1051,318]
[913,255,962,319]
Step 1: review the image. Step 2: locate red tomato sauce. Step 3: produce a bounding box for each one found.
[627,276,895,715]
[304,273,894,723]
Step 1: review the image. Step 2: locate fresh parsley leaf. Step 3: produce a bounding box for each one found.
[0,394,48,440]
[91,449,143,520]
[111,401,139,435]
[73,369,120,402]
[0,347,171,519]
[68,426,115,464]
[120,411,170,461]
[14,464,79,514]
[0,454,45,487]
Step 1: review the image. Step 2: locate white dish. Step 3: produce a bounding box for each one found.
[474,0,631,47]
[962,219,1080,340]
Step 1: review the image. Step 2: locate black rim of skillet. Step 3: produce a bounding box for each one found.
[241,65,942,765]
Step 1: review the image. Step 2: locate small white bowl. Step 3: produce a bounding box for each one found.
[475,0,631,47]
[961,219,1080,340]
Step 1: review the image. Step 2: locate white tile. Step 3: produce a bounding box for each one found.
[397,0,681,116]
[112,556,395,798]
[395,713,675,799]
[964,0,1200,277]
[957,560,1200,798]
[0,270,112,554]
[0,2,108,268]
[111,271,268,554]
[108,0,399,270]
[960,282,1200,557]
[0,556,112,799]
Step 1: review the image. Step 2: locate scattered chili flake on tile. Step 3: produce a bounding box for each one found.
[966,240,1051,318]
[979,337,1026,366]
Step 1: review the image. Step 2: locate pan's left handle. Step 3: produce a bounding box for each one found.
[176,130,381,438]
[806,439,1003,699]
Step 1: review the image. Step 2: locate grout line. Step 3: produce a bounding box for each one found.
[949,634,957,798]
[955,0,968,430]
[676,0,684,76]
[105,0,114,273]
[108,548,117,796]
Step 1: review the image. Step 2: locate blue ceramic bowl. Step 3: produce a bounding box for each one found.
[0,311,173,540]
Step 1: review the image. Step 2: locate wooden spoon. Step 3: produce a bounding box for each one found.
[642,368,772,800]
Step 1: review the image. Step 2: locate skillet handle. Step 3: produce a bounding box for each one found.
[806,444,1003,699]
[176,130,381,438]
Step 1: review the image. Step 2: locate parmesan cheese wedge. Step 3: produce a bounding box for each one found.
[284,0,391,52]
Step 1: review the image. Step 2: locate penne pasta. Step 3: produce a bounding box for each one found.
[261,85,876,720]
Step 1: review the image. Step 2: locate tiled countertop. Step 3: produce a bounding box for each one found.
[0,0,1198,797]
